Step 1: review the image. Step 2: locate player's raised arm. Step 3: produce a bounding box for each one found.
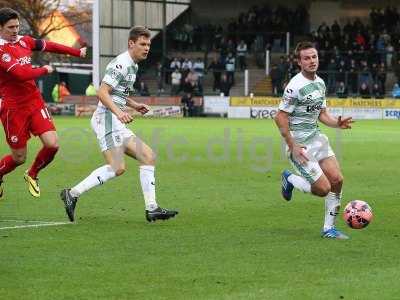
[97,82,133,123]
[25,36,85,58]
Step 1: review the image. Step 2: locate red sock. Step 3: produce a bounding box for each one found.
[28,147,59,178]
[0,155,18,179]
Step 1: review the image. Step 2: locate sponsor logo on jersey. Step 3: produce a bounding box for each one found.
[10,135,18,143]
[18,56,31,65]
[111,70,119,79]
[306,102,323,112]
[1,53,11,62]
[116,64,122,69]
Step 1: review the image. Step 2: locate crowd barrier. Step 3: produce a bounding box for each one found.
[47,96,400,120]
[50,96,203,117]
[204,96,400,120]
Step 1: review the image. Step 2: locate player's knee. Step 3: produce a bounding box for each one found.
[140,150,156,165]
[330,174,344,188]
[114,166,126,176]
[44,141,59,149]
[12,153,26,165]
[313,184,331,197]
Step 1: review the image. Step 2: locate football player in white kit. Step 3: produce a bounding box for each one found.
[60,26,178,223]
[275,41,353,239]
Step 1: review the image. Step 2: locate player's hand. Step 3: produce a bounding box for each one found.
[134,103,150,115]
[43,65,54,74]
[117,111,133,124]
[291,144,309,165]
[80,47,87,58]
[337,116,354,129]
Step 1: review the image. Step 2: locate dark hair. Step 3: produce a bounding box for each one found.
[294,41,316,59]
[128,26,151,42]
[0,8,19,26]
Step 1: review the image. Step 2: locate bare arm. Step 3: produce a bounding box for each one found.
[319,108,353,129]
[274,110,308,164]
[127,97,150,115]
[97,82,133,123]
[274,110,295,150]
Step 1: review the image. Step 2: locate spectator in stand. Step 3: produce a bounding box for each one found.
[155,62,164,95]
[327,58,337,94]
[85,82,96,96]
[184,69,198,94]
[208,57,223,92]
[359,82,371,98]
[225,52,236,86]
[359,60,371,87]
[386,42,394,68]
[336,81,348,98]
[394,58,400,85]
[372,83,384,99]
[270,64,283,96]
[392,83,400,98]
[170,68,182,95]
[377,63,387,95]
[181,92,195,117]
[219,73,231,96]
[370,62,379,83]
[336,60,346,85]
[170,57,181,71]
[181,58,193,72]
[193,58,205,95]
[277,56,288,79]
[236,40,247,71]
[138,81,150,96]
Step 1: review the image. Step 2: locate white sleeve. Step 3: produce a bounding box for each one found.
[102,62,126,88]
[279,86,298,113]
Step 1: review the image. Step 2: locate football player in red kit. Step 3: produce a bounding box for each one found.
[0,8,86,199]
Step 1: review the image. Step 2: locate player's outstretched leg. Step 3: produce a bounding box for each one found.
[0,154,20,200]
[60,189,78,222]
[280,169,312,201]
[24,170,40,198]
[281,170,294,201]
[26,130,59,197]
[60,164,117,221]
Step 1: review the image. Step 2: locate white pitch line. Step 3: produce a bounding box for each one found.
[0,221,72,230]
[0,219,53,223]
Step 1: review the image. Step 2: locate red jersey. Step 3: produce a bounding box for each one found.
[0,35,80,109]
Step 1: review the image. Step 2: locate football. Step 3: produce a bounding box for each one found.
[343,200,373,229]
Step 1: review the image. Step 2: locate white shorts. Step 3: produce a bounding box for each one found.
[91,109,135,152]
[287,133,335,184]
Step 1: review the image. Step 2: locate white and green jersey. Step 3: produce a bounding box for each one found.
[99,51,139,111]
[279,72,327,143]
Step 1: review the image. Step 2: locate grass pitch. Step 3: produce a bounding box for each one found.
[0,117,399,299]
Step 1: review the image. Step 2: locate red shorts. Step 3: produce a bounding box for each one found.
[0,102,56,149]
